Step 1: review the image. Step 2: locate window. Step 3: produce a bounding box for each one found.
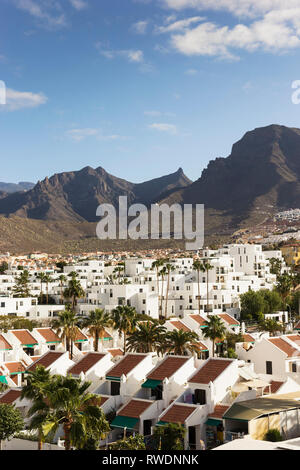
[194,389,206,405]
[266,361,272,375]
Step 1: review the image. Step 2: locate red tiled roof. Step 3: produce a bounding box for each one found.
[170,321,191,332]
[107,354,147,378]
[147,356,189,381]
[118,399,153,418]
[219,314,240,326]
[189,315,207,327]
[189,359,233,384]
[269,381,284,394]
[294,321,300,330]
[286,335,300,345]
[0,389,21,404]
[161,404,196,424]
[5,362,26,374]
[98,396,109,407]
[26,351,64,372]
[0,334,12,350]
[11,330,37,345]
[208,405,230,419]
[194,341,209,352]
[268,337,300,358]
[36,328,61,343]
[69,352,106,375]
[74,328,88,342]
[243,334,255,343]
[107,349,123,358]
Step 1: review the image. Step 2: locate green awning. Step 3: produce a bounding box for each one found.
[142,379,162,389]
[111,416,139,430]
[206,418,222,426]
[0,376,8,385]
[106,376,121,382]
[156,421,168,426]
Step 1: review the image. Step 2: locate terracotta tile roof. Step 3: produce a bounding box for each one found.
[243,334,255,343]
[294,321,300,329]
[268,337,300,358]
[219,314,240,325]
[107,349,123,358]
[269,381,284,394]
[11,330,37,346]
[286,335,300,344]
[208,405,230,419]
[160,404,196,424]
[0,389,21,404]
[69,352,106,375]
[170,321,191,332]
[0,334,12,350]
[36,328,61,343]
[74,328,88,342]
[98,396,109,407]
[118,399,153,418]
[194,341,209,352]
[11,375,18,385]
[189,314,207,327]
[189,359,233,384]
[5,362,26,374]
[106,354,147,378]
[147,356,189,381]
[26,351,64,372]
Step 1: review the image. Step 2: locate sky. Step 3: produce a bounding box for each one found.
[2,0,300,184]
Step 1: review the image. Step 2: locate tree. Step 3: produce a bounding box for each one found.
[12,270,31,298]
[264,428,282,442]
[240,290,265,322]
[202,260,213,313]
[51,309,78,359]
[56,261,67,273]
[164,263,175,320]
[113,265,124,284]
[258,319,283,337]
[110,305,139,355]
[110,434,146,450]
[225,331,244,351]
[59,275,67,305]
[269,258,282,276]
[0,404,24,450]
[21,366,52,450]
[276,273,293,308]
[152,259,164,299]
[64,277,85,312]
[81,309,112,352]
[0,262,8,275]
[260,289,283,314]
[126,321,166,354]
[159,266,167,319]
[193,260,205,315]
[43,274,53,305]
[43,375,110,450]
[203,315,226,357]
[37,272,46,303]
[153,423,185,451]
[165,330,200,356]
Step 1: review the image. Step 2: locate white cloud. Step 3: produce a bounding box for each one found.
[131,20,149,34]
[161,0,300,17]
[156,16,204,33]
[3,88,48,111]
[144,110,176,117]
[148,123,178,134]
[66,128,122,142]
[14,0,67,29]
[185,68,198,75]
[96,43,144,63]
[69,0,88,10]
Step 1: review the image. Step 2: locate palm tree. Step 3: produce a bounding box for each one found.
[43,375,110,450]
[113,265,124,284]
[202,260,213,313]
[126,321,166,353]
[59,275,67,305]
[37,273,46,302]
[21,366,52,450]
[64,277,85,312]
[203,315,226,357]
[152,259,164,297]
[193,260,205,315]
[81,309,112,352]
[164,264,175,320]
[159,266,167,319]
[276,273,293,310]
[258,319,283,337]
[51,309,78,359]
[110,305,139,355]
[165,330,200,356]
[43,274,53,304]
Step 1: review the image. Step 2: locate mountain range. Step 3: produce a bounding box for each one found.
[1,124,300,252]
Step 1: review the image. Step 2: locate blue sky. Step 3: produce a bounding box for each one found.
[1,0,300,184]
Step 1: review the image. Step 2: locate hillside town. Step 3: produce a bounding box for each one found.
[1,243,300,450]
